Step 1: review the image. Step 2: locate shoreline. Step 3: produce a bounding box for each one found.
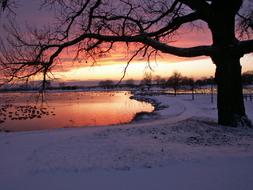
[130,91,165,122]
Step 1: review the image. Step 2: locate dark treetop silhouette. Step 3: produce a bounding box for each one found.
[0,0,14,12]
[0,0,253,127]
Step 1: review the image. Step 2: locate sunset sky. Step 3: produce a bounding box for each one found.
[1,0,253,82]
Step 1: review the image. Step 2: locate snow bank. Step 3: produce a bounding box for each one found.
[1,94,253,190]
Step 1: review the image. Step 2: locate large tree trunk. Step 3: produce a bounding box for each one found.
[208,0,252,127]
[212,54,251,127]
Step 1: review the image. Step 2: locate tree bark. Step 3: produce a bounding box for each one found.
[212,54,251,127]
[208,0,252,127]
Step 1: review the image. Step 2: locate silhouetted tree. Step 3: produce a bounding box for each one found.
[167,71,183,96]
[154,75,161,86]
[154,75,166,87]
[242,71,253,85]
[196,77,215,86]
[125,79,135,88]
[182,77,195,100]
[0,0,253,127]
[98,80,114,89]
[140,72,153,88]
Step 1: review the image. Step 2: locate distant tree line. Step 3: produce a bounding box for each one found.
[97,71,210,93]
[4,71,252,92]
[98,80,115,89]
[242,71,253,85]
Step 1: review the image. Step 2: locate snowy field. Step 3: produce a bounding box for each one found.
[1,93,253,190]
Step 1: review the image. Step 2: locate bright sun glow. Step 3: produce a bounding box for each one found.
[53,58,213,81]
[53,54,253,81]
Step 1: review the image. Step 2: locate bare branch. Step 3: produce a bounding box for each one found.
[0,0,15,13]
[178,0,211,19]
[237,11,253,38]
[0,0,252,87]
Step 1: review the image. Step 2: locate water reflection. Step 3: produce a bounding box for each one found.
[0,91,154,132]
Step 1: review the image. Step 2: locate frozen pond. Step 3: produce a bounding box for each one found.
[0,91,154,132]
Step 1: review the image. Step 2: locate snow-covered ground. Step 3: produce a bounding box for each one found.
[1,94,253,190]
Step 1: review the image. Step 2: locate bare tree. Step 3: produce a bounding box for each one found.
[154,75,166,87]
[167,71,183,96]
[242,71,253,85]
[181,76,195,100]
[98,80,114,89]
[125,79,135,88]
[140,71,153,87]
[0,0,253,127]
